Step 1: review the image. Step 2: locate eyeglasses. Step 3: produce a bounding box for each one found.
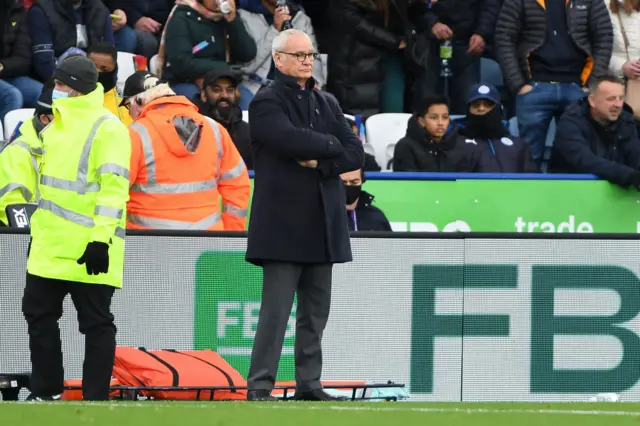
[277,51,319,62]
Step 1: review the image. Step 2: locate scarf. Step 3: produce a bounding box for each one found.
[157,0,225,80]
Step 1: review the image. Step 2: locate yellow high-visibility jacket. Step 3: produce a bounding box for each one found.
[0,118,44,225]
[27,85,132,288]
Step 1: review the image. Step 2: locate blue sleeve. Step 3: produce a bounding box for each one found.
[103,12,115,45]
[28,5,55,81]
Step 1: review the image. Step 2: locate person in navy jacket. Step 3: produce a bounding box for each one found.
[457,84,537,173]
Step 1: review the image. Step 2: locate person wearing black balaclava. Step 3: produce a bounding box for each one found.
[86,41,132,125]
[341,168,392,232]
[458,83,537,173]
[198,67,253,169]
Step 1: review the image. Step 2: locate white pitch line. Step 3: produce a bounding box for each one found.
[3,401,640,417]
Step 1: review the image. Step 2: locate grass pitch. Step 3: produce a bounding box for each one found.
[3,401,640,426]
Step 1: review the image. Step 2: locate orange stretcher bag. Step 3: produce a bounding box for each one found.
[112,347,247,400]
[62,378,122,401]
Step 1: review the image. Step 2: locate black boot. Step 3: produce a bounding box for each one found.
[26,393,61,401]
[292,389,348,401]
[247,390,277,401]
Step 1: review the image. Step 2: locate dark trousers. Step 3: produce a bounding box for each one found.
[21,273,117,400]
[413,41,481,115]
[247,262,333,393]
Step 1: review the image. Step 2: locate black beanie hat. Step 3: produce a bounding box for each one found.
[54,55,98,94]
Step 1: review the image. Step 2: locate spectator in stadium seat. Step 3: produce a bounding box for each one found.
[121,0,174,59]
[549,76,640,187]
[236,0,323,110]
[495,0,613,169]
[102,0,136,54]
[414,0,501,115]
[341,168,391,231]
[0,0,42,120]
[606,0,640,82]
[28,0,114,82]
[86,42,131,125]
[457,84,536,173]
[197,67,252,169]
[392,95,481,172]
[326,0,408,117]
[0,81,53,226]
[160,0,256,102]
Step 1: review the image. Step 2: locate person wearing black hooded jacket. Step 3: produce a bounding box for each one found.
[392,94,481,172]
[549,76,640,188]
[458,84,536,173]
[341,168,391,231]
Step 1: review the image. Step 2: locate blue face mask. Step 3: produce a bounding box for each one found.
[52,89,70,100]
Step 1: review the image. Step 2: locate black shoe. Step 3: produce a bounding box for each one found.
[292,389,349,401]
[26,393,61,402]
[247,390,277,401]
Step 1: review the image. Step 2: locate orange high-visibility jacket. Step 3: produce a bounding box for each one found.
[127,96,250,231]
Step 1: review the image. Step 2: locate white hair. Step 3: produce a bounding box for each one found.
[271,29,310,60]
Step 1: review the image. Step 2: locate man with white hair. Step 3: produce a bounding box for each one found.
[245,29,364,402]
[121,70,251,231]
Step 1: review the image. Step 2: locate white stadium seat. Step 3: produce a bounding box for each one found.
[4,108,34,140]
[149,54,161,76]
[242,110,249,123]
[116,52,138,96]
[365,113,411,170]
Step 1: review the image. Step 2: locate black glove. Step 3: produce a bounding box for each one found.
[77,242,110,275]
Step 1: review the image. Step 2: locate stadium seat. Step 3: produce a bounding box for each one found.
[116,52,138,96]
[480,58,504,88]
[4,108,33,140]
[509,116,557,165]
[150,54,161,76]
[242,110,249,123]
[365,113,411,170]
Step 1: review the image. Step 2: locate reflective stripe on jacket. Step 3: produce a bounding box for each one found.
[0,118,43,225]
[27,85,132,288]
[127,96,250,231]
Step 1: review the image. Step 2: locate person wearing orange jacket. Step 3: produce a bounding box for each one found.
[121,71,250,231]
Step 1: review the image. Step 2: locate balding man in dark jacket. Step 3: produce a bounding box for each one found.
[495,0,612,169]
[246,29,364,402]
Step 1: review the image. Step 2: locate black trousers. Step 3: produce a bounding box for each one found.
[21,273,117,401]
[247,262,332,393]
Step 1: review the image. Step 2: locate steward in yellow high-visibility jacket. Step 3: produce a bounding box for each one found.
[0,84,54,226]
[22,56,131,402]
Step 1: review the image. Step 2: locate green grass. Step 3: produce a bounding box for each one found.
[3,402,640,426]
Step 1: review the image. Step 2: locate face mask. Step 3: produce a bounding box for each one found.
[98,70,116,92]
[345,185,361,205]
[465,106,505,138]
[52,89,70,100]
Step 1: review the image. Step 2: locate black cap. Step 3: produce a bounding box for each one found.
[468,84,502,106]
[119,70,161,106]
[203,67,238,89]
[54,55,98,94]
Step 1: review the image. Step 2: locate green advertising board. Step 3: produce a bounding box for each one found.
[194,251,297,381]
[244,179,640,233]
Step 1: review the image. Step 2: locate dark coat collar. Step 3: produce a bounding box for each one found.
[273,68,316,91]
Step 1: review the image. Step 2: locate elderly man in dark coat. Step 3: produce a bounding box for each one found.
[245,28,364,402]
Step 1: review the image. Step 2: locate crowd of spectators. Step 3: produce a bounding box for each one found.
[1,0,640,188]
